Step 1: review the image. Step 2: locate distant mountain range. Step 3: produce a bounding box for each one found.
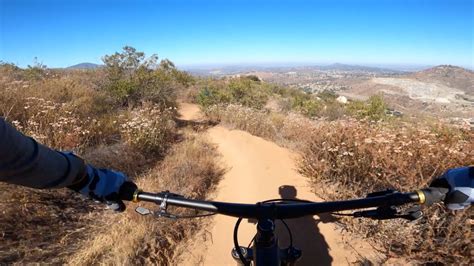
[304,63,406,73]
[185,63,413,76]
[66,63,472,93]
[66,63,102,69]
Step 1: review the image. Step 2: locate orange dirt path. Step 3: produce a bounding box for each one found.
[178,103,382,265]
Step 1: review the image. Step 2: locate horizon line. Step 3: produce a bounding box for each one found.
[3,59,473,71]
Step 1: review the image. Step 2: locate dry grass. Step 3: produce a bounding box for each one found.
[0,68,122,264]
[0,63,208,264]
[299,121,473,264]
[68,133,224,265]
[0,140,153,263]
[204,104,318,150]
[0,185,102,263]
[0,73,119,151]
[1,61,471,264]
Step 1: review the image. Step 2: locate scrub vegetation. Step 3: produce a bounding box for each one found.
[195,77,473,264]
[0,47,222,264]
[0,47,471,264]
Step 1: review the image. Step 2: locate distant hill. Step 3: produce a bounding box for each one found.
[317,63,403,74]
[66,63,102,69]
[185,63,404,76]
[409,65,474,95]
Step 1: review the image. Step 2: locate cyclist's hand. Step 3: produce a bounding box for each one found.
[70,165,137,212]
[430,166,473,210]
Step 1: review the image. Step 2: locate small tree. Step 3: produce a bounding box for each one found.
[101,46,190,108]
[24,57,48,81]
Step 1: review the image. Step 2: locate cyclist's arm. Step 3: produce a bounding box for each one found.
[0,118,87,189]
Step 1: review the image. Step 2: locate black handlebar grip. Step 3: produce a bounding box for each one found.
[420,187,449,206]
[119,181,138,201]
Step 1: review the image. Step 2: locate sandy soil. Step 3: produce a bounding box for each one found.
[177,103,383,265]
[179,102,203,120]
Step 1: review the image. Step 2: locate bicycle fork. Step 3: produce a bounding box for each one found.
[231,219,302,266]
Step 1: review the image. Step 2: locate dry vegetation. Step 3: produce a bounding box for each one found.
[299,121,473,264]
[196,78,473,264]
[0,47,223,264]
[0,52,472,264]
[68,133,224,265]
[203,104,317,150]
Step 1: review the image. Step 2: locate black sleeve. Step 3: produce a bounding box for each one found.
[0,118,87,189]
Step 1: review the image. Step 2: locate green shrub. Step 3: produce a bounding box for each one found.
[197,84,232,107]
[197,77,270,109]
[291,96,322,117]
[347,94,387,120]
[23,58,49,81]
[102,46,190,108]
[316,90,338,101]
[228,79,269,108]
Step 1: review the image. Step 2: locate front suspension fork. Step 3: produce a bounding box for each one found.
[231,246,302,266]
[231,219,301,266]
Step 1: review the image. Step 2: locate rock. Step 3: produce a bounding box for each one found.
[336,95,348,104]
[386,108,403,117]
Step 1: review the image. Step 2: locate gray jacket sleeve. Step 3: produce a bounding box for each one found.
[0,118,87,189]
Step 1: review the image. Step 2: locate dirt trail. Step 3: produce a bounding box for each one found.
[178,103,382,265]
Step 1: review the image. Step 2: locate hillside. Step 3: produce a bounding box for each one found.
[410,65,474,95]
[1,53,472,264]
[66,62,101,69]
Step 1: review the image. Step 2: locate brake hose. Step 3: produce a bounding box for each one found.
[233,217,250,266]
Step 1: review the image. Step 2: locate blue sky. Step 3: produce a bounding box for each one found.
[1,0,472,68]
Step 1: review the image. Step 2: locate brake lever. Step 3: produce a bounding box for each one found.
[400,206,423,221]
[353,205,423,221]
[135,190,182,220]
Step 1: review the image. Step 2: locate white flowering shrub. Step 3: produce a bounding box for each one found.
[9,97,88,149]
[121,105,176,155]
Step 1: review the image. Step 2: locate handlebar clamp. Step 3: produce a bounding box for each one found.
[155,191,178,219]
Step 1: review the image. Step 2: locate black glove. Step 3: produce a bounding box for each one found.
[430,166,473,210]
[70,165,137,212]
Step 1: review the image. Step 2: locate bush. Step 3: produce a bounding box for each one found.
[291,95,322,117]
[244,75,261,82]
[102,46,191,108]
[0,62,23,81]
[120,104,176,156]
[196,83,232,107]
[273,86,389,121]
[347,94,387,121]
[316,90,338,101]
[196,78,270,109]
[0,75,122,150]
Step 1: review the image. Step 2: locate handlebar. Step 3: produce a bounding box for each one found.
[119,184,446,220]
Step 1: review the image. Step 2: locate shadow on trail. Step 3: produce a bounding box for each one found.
[175,118,218,131]
[248,185,336,266]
